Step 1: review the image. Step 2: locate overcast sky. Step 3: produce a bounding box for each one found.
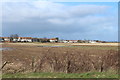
[2,1,118,41]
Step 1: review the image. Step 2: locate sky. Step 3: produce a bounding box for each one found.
[2,1,118,41]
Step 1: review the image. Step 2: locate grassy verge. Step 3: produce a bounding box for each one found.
[2,71,118,78]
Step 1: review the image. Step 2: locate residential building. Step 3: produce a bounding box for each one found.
[68,40,78,43]
[0,37,4,42]
[18,37,32,42]
[3,37,11,42]
[32,38,43,42]
[49,38,58,43]
[59,40,69,43]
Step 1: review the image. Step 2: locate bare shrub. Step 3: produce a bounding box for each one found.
[2,46,118,74]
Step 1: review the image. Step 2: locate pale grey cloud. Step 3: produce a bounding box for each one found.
[2,1,118,41]
[2,1,109,22]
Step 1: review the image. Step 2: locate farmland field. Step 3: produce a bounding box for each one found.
[1,43,119,78]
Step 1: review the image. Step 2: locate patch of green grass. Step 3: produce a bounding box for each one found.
[2,71,119,78]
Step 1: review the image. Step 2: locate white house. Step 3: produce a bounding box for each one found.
[68,40,78,43]
[13,38,18,42]
[3,37,10,42]
[49,38,58,43]
[18,37,32,42]
[59,40,69,43]
[89,40,97,43]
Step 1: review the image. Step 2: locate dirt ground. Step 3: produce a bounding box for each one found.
[1,43,118,74]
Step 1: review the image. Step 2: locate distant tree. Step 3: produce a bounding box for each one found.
[102,41,106,43]
[41,38,50,43]
[78,40,82,43]
[10,34,19,42]
[95,40,99,42]
[55,37,59,42]
[10,34,19,38]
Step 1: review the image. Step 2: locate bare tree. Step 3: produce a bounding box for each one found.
[10,34,19,42]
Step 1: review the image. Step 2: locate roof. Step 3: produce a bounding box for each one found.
[50,38,57,40]
[1,37,10,39]
[18,37,32,39]
[69,40,78,41]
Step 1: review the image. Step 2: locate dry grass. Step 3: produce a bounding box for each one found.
[1,43,118,74]
[1,42,118,46]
